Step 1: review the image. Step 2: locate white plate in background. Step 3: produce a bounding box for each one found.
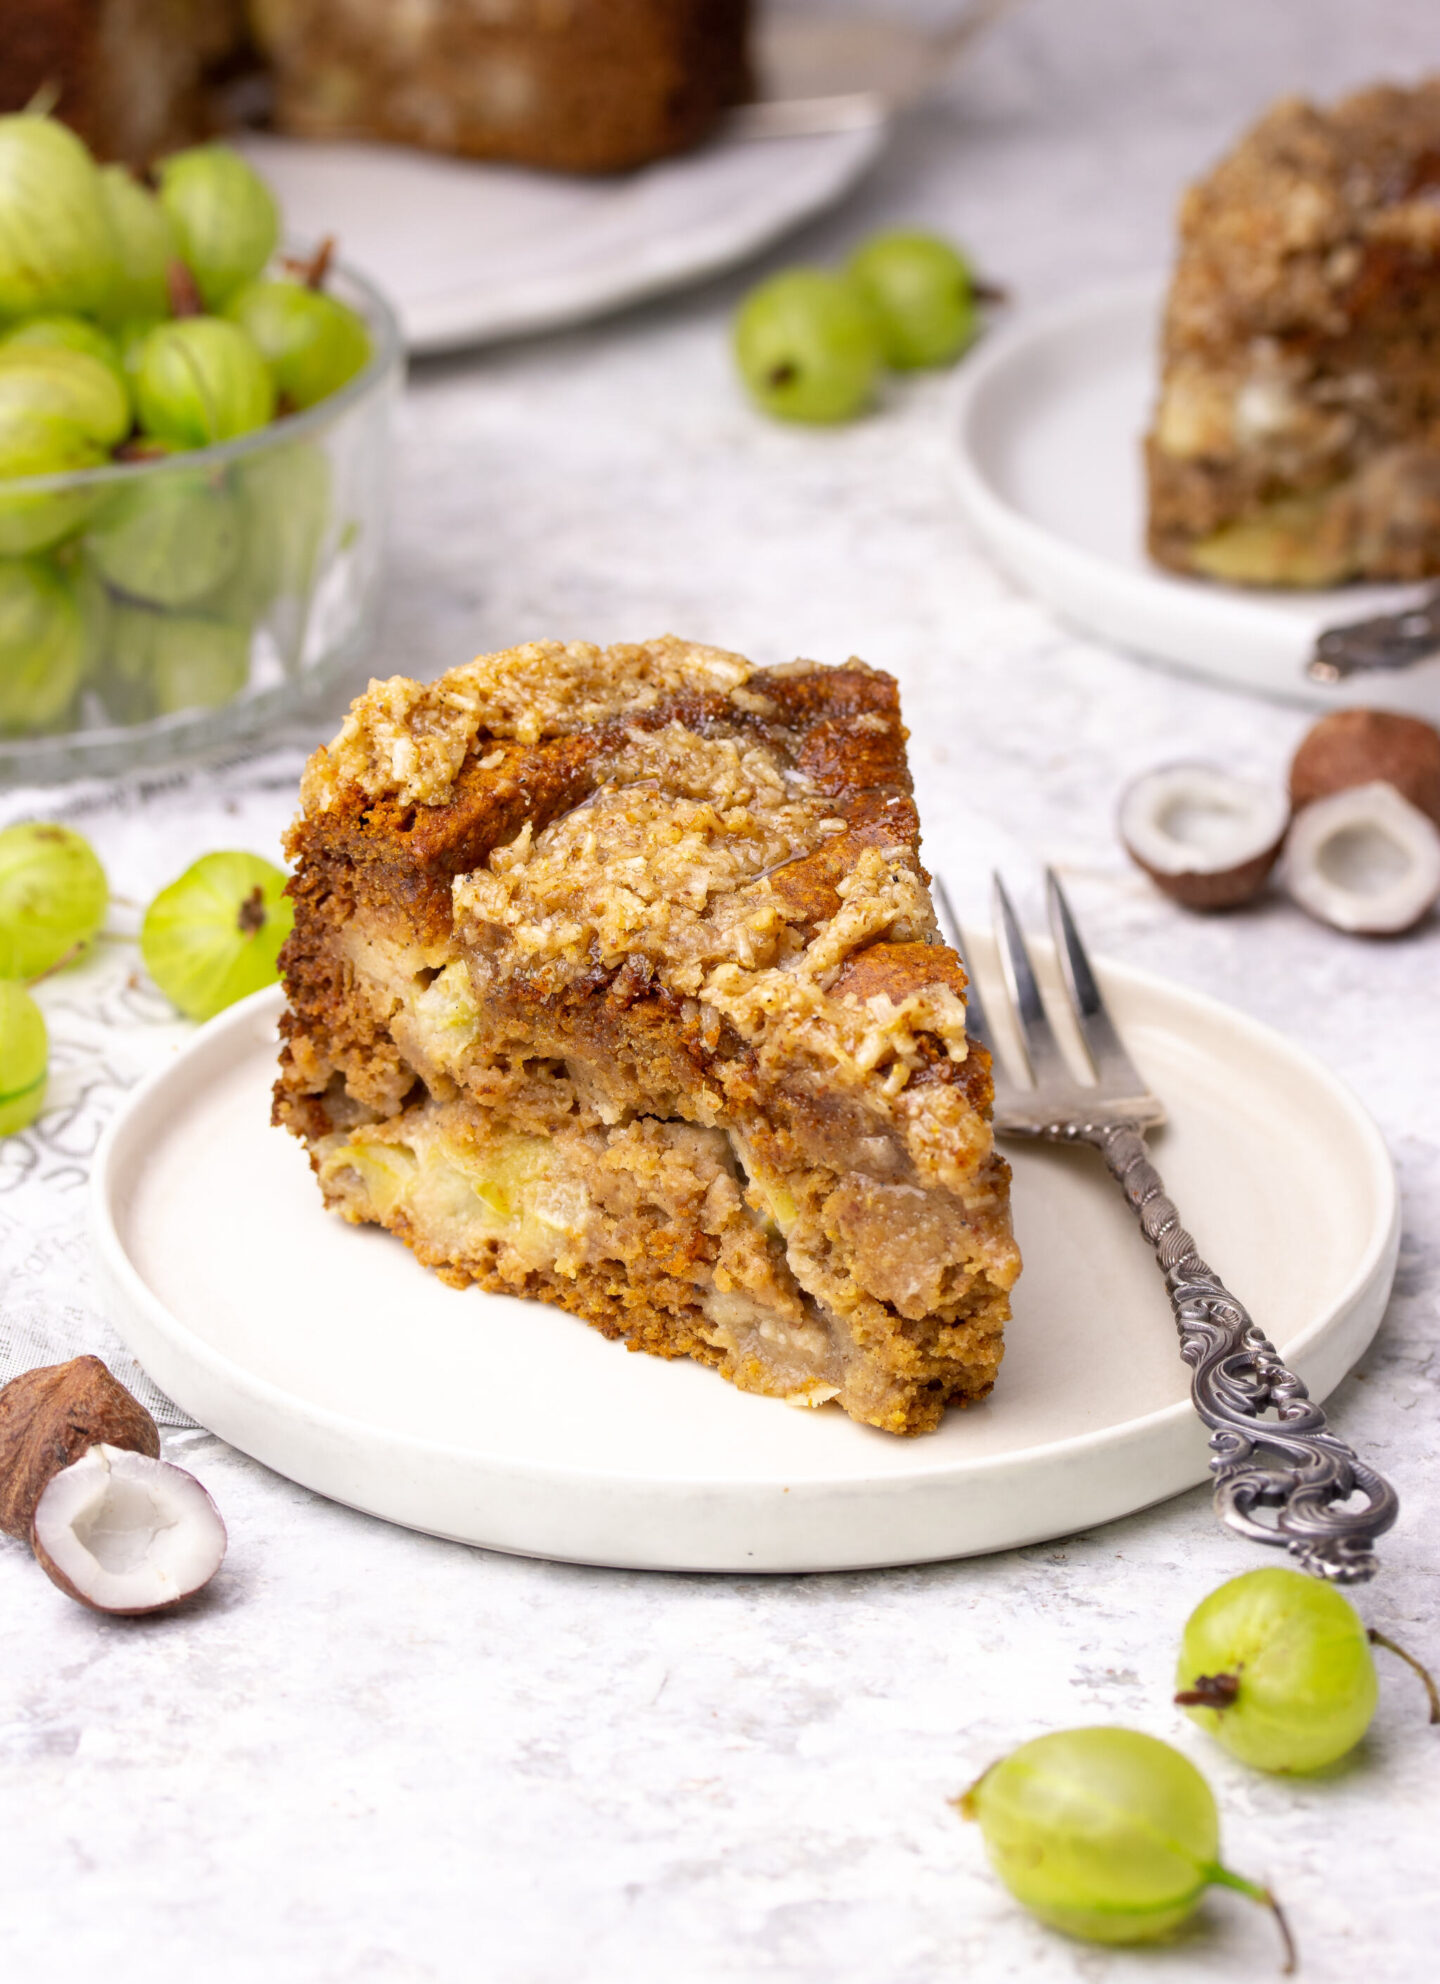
[92,952,1396,1575]
[950,281,1440,718]
[241,123,882,356]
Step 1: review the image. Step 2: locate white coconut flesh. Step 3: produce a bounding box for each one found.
[1284,781,1440,934]
[31,1443,227,1613]
[1119,765,1289,875]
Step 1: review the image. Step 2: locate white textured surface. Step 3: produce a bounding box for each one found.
[3,3,1440,1978]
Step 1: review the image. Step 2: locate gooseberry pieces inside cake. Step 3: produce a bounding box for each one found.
[273,636,1019,1435]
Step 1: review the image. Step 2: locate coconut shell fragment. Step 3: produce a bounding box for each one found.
[1290,710,1440,827]
[0,1354,159,1540]
[0,1356,226,1616]
[1118,763,1290,910]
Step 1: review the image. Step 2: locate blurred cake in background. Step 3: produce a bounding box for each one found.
[1147,81,1440,587]
[1,0,751,175]
[249,0,752,174]
[0,0,247,163]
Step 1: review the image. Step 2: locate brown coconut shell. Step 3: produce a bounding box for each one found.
[0,1356,159,1540]
[1290,710,1440,828]
[1128,839,1285,911]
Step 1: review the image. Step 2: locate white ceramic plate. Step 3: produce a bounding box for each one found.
[238,116,881,356]
[949,281,1440,719]
[91,951,1397,1574]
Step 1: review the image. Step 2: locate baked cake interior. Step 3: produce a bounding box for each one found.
[1147,82,1440,586]
[275,638,1018,1435]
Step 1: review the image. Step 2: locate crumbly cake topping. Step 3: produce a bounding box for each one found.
[303,636,755,812]
[1166,83,1440,351]
[457,716,966,1111]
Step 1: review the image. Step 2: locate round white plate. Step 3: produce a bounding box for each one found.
[950,280,1440,719]
[91,956,1398,1574]
[238,117,881,356]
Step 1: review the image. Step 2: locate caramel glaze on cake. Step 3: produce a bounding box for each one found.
[1147,82,1440,585]
[274,638,1019,1436]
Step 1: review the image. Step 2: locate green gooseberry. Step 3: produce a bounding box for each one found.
[115,318,163,390]
[732,269,882,424]
[958,1727,1292,1965]
[157,146,279,313]
[0,115,116,320]
[0,818,107,976]
[96,164,181,324]
[0,407,106,555]
[847,229,978,369]
[212,440,330,625]
[106,598,250,720]
[1175,1566,1438,1773]
[1,314,125,382]
[87,470,242,607]
[134,318,275,448]
[141,849,293,1021]
[223,278,370,409]
[0,556,85,735]
[0,345,131,447]
[0,981,47,1136]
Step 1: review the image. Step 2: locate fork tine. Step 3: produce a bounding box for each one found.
[991,873,1083,1094]
[1044,869,1153,1097]
[932,875,994,1057]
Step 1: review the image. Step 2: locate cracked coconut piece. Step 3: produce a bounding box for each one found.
[1147,80,1440,585]
[274,636,1019,1435]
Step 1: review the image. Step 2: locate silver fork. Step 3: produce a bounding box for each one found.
[934,869,1399,1584]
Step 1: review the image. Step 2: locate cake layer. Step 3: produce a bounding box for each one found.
[276,637,1018,1434]
[1146,83,1440,584]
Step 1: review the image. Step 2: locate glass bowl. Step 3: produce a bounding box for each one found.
[0,260,402,784]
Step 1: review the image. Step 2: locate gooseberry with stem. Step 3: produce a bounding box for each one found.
[0,819,107,978]
[958,1727,1293,1967]
[96,164,181,324]
[1176,1566,1439,1773]
[141,851,292,1021]
[156,146,279,312]
[223,277,370,409]
[847,229,978,369]
[0,981,47,1137]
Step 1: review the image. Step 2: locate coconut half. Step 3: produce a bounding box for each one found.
[1119,763,1290,909]
[30,1443,227,1615]
[1283,781,1440,935]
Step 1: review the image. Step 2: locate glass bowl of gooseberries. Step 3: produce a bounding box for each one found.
[0,113,402,782]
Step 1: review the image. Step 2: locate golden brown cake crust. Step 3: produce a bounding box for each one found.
[1146,81,1440,584]
[276,637,1018,1436]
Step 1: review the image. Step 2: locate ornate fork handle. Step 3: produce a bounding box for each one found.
[1045,1119,1397,1583]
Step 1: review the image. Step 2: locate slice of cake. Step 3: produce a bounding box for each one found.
[1147,81,1440,586]
[274,637,1018,1436]
[248,0,752,175]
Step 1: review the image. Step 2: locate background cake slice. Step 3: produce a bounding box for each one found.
[274,637,1018,1436]
[249,0,752,174]
[1147,81,1440,586]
